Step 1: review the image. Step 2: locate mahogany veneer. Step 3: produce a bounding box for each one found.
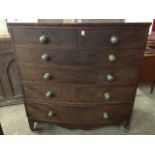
[8,23,150,131]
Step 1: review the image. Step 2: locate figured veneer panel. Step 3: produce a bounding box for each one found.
[20,64,139,85]
[27,102,132,122]
[23,83,136,103]
[12,28,77,46]
[16,47,144,67]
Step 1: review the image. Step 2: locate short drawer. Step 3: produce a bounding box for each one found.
[79,27,147,47]
[16,47,144,67]
[26,102,132,123]
[23,83,136,103]
[12,27,77,46]
[20,64,139,85]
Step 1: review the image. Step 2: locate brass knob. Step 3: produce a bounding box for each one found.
[41,54,49,61]
[46,91,55,98]
[110,35,119,45]
[108,54,116,63]
[104,92,111,100]
[102,112,109,119]
[106,74,114,82]
[43,73,51,81]
[48,110,54,117]
[39,35,49,44]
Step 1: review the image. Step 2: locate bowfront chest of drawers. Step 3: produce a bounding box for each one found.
[8,23,150,131]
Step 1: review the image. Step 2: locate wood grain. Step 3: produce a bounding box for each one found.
[20,64,140,85]
[8,23,150,130]
[16,46,144,67]
[0,39,23,106]
[23,83,136,103]
[26,102,132,123]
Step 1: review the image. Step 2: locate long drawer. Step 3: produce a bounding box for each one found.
[11,26,147,47]
[26,102,133,123]
[23,83,136,103]
[20,64,139,85]
[16,47,144,67]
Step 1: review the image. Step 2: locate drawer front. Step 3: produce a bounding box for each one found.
[12,28,77,46]
[26,102,132,122]
[23,84,136,103]
[16,47,144,67]
[79,28,147,47]
[12,26,148,47]
[20,65,139,85]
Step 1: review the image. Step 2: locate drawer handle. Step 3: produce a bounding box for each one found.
[39,35,49,44]
[102,112,109,119]
[104,92,111,100]
[106,74,114,82]
[41,54,49,61]
[48,110,54,117]
[43,73,52,81]
[108,54,116,63]
[110,35,119,45]
[46,91,55,98]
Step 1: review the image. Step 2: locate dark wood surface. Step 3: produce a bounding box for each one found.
[12,28,77,46]
[139,50,155,93]
[20,64,140,85]
[15,46,144,66]
[26,102,132,123]
[79,28,147,47]
[11,27,147,47]
[23,83,136,103]
[8,23,151,131]
[139,52,155,82]
[0,38,23,106]
[7,22,151,27]
[138,20,155,93]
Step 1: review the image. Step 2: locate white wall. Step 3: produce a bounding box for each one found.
[125,18,152,22]
[0,19,10,38]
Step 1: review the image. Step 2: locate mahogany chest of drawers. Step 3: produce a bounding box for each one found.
[8,23,150,131]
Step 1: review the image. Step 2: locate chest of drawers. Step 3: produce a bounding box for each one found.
[8,23,150,131]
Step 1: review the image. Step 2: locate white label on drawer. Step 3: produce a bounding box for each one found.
[81,30,85,36]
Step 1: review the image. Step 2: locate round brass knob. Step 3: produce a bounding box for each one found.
[106,74,114,82]
[108,54,116,63]
[46,91,55,98]
[41,54,49,61]
[43,73,51,81]
[39,35,49,44]
[102,112,109,119]
[48,110,54,117]
[110,35,119,45]
[104,92,111,100]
